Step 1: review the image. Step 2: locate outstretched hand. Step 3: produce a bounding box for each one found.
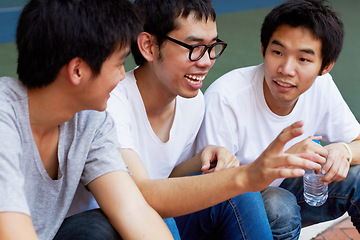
[244,121,325,192]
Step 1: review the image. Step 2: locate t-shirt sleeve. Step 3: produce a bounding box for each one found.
[315,76,360,143]
[81,111,128,186]
[107,88,136,150]
[0,103,29,215]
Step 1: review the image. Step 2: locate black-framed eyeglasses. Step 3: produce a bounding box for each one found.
[164,35,227,61]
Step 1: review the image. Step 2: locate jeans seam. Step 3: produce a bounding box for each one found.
[350,198,360,215]
[228,198,248,240]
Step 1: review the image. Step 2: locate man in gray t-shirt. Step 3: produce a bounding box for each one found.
[0,0,173,239]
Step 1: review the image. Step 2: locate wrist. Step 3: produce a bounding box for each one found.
[340,142,353,165]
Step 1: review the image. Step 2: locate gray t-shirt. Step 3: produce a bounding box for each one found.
[0,77,127,239]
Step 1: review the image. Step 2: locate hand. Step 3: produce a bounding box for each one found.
[199,145,239,174]
[318,143,350,185]
[285,136,328,173]
[244,121,325,192]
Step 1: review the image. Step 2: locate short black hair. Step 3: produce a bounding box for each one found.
[261,0,344,72]
[131,0,216,66]
[16,0,142,88]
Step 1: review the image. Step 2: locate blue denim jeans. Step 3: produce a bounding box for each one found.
[54,209,121,240]
[54,209,181,240]
[175,192,273,240]
[262,164,360,240]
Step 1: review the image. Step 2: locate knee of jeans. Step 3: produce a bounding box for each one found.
[262,187,300,225]
[55,209,121,240]
[347,165,360,185]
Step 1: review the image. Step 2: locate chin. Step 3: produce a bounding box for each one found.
[183,89,199,99]
[95,103,107,112]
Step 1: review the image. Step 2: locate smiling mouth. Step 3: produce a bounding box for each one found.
[275,80,294,88]
[185,74,205,84]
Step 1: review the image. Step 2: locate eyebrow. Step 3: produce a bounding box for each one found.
[271,40,315,55]
[185,35,219,43]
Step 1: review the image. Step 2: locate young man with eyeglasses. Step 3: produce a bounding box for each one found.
[69,0,325,239]
[196,0,360,239]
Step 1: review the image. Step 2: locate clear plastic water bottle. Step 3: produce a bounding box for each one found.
[303,139,328,207]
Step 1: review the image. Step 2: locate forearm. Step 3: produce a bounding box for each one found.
[169,150,203,178]
[137,167,251,218]
[110,202,173,240]
[89,171,173,239]
[0,212,39,240]
[348,140,360,165]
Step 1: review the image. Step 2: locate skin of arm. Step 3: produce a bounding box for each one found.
[88,171,173,240]
[0,213,39,240]
[286,134,360,185]
[123,121,324,218]
[170,145,240,178]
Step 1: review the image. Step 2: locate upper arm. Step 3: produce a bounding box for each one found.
[0,212,38,240]
[88,171,148,217]
[121,148,150,182]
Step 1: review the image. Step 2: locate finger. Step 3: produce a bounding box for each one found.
[321,157,341,183]
[297,152,325,170]
[320,153,334,174]
[268,121,304,154]
[226,158,240,168]
[213,155,226,171]
[311,136,323,142]
[200,147,217,171]
[201,163,210,172]
[202,168,215,174]
[338,163,349,181]
[332,159,349,182]
[276,153,322,171]
[310,139,328,159]
[270,167,306,179]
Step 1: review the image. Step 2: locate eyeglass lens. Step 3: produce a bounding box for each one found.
[191,43,225,61]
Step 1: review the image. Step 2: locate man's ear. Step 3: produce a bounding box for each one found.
[67,57,85,86]
[320,61,335,76]
[261,43,265,58]
[137,32,157,62]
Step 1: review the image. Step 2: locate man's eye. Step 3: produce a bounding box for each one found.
[273,50,282,56]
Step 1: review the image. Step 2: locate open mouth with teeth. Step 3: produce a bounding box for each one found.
[185,74,205,85]
[275,80,294,88]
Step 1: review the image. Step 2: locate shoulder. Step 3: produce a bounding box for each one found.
[0,77,27,103]
[205,64,263,105]
[0,78,28,128]
[70,110,115,136]
[306,73,340,98]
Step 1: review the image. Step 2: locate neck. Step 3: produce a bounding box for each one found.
[134,66,176,117]
[134,66,176,142]
[262,79,297,116]
[27,85,76,135]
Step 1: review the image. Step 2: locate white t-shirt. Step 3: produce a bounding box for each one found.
[0,77,126,239]
[107,70,205,179]
[196,64,360,186]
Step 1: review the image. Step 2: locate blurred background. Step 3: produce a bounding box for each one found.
[1,0,359,121]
